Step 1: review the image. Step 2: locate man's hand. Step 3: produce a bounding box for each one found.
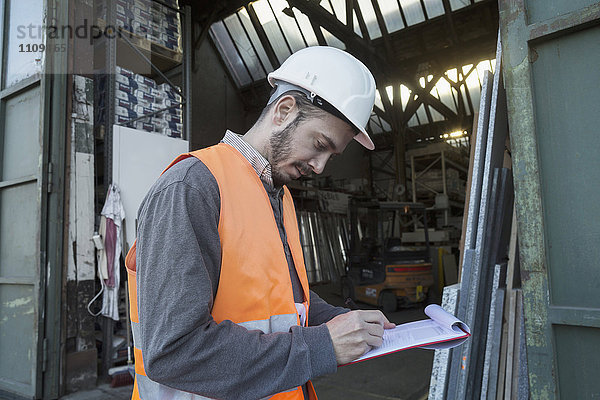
[325,310,396,365]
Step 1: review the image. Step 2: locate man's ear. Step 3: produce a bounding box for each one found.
[272,95,297,127]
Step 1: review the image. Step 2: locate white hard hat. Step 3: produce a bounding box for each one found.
[267,46,376,150]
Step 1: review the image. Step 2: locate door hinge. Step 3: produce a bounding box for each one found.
[42,337,48,372]
[47,162,53,193]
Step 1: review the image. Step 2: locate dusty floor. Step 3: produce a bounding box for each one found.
[61,283,436,400]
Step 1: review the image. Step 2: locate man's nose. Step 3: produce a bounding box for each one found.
[308,155,328,175]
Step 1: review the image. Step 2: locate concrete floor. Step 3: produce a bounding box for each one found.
[61,284,435,400]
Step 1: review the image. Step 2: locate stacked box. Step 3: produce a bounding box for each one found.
[105,0,182,52]
[114,66,183,138]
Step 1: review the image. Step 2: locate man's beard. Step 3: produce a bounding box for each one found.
[269,118,310,187]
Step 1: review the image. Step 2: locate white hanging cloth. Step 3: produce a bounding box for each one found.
[89,184,126,321]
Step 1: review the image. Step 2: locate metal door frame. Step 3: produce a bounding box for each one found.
[0,0,68,398]
[42,1,69,398]
[499,2,600,398]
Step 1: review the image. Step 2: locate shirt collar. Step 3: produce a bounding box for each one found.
[221,130,276,189]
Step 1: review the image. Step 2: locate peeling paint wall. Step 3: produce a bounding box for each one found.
[65,75,98,392]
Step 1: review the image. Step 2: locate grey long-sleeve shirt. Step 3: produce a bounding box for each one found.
[136,142,348,399]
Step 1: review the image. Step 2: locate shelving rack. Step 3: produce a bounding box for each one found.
[94,0,192,210]
[407,142,469,230]
[92,0,192,376]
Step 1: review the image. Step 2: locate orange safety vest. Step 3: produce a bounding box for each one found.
[125,143,317,400]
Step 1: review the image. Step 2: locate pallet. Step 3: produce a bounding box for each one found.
[96,18,183,67]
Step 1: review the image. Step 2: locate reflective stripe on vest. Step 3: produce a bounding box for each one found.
[125,144,317,400]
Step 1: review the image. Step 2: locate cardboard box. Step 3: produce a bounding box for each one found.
[115,114,133,125]
[115,105,137,119]
[162,128,182,138]
[116,4,134,19]
[134,74,157,88]
[134,120,157,132]
[116,66,135,79]
[132,90,155,103]
[133,105,154,115]
[116,82,136,94]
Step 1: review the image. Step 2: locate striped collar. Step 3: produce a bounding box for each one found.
[221,130,274,189]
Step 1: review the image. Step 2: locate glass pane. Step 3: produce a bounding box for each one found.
[2,86,41,181]
[378,0,404,33]
[415,103,427,125]
[252,0,291,64]
[320,0,334,14]
[400,84,411,112]
[446,67,458,83]
[356,0,382,39]
[408,113,419,127]
[369,115,383,134]
[209,22,252,87]
[428,106,444,122]
[238,9,273,75]
[423,0,445,18]
[353,11,363,37]
[385,85,393,105]
[292,8,319,47]
[330,0,347,24]
[321,28,345,49]
[465,69,482,113]
[270,0,306,52]
[381,117,391,132]
[224,14,264,81]
[475,59,493,81]
[374,89,384,111]
[399,0,426,26]
[0,285,35,384]
[433,77,457,113]
[449,0,469,11]
[0,183,38,278]
[4,0,45,88]
[460,85,472,116]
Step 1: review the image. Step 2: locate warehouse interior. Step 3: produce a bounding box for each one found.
[1,0,599,399]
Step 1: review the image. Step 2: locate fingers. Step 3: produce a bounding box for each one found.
[384,321,397,329]
[365,332,383,348]
[365,320,384,338]
[326,309,397,365]
[358,310,388,325]
[357,310,396,329]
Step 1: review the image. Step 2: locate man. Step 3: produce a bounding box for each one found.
[125,46,395,400]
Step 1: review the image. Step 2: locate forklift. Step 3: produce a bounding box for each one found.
[341,199,434,312]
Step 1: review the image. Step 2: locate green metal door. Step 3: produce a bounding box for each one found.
[0,0,67,398]
[499,1,600,398]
